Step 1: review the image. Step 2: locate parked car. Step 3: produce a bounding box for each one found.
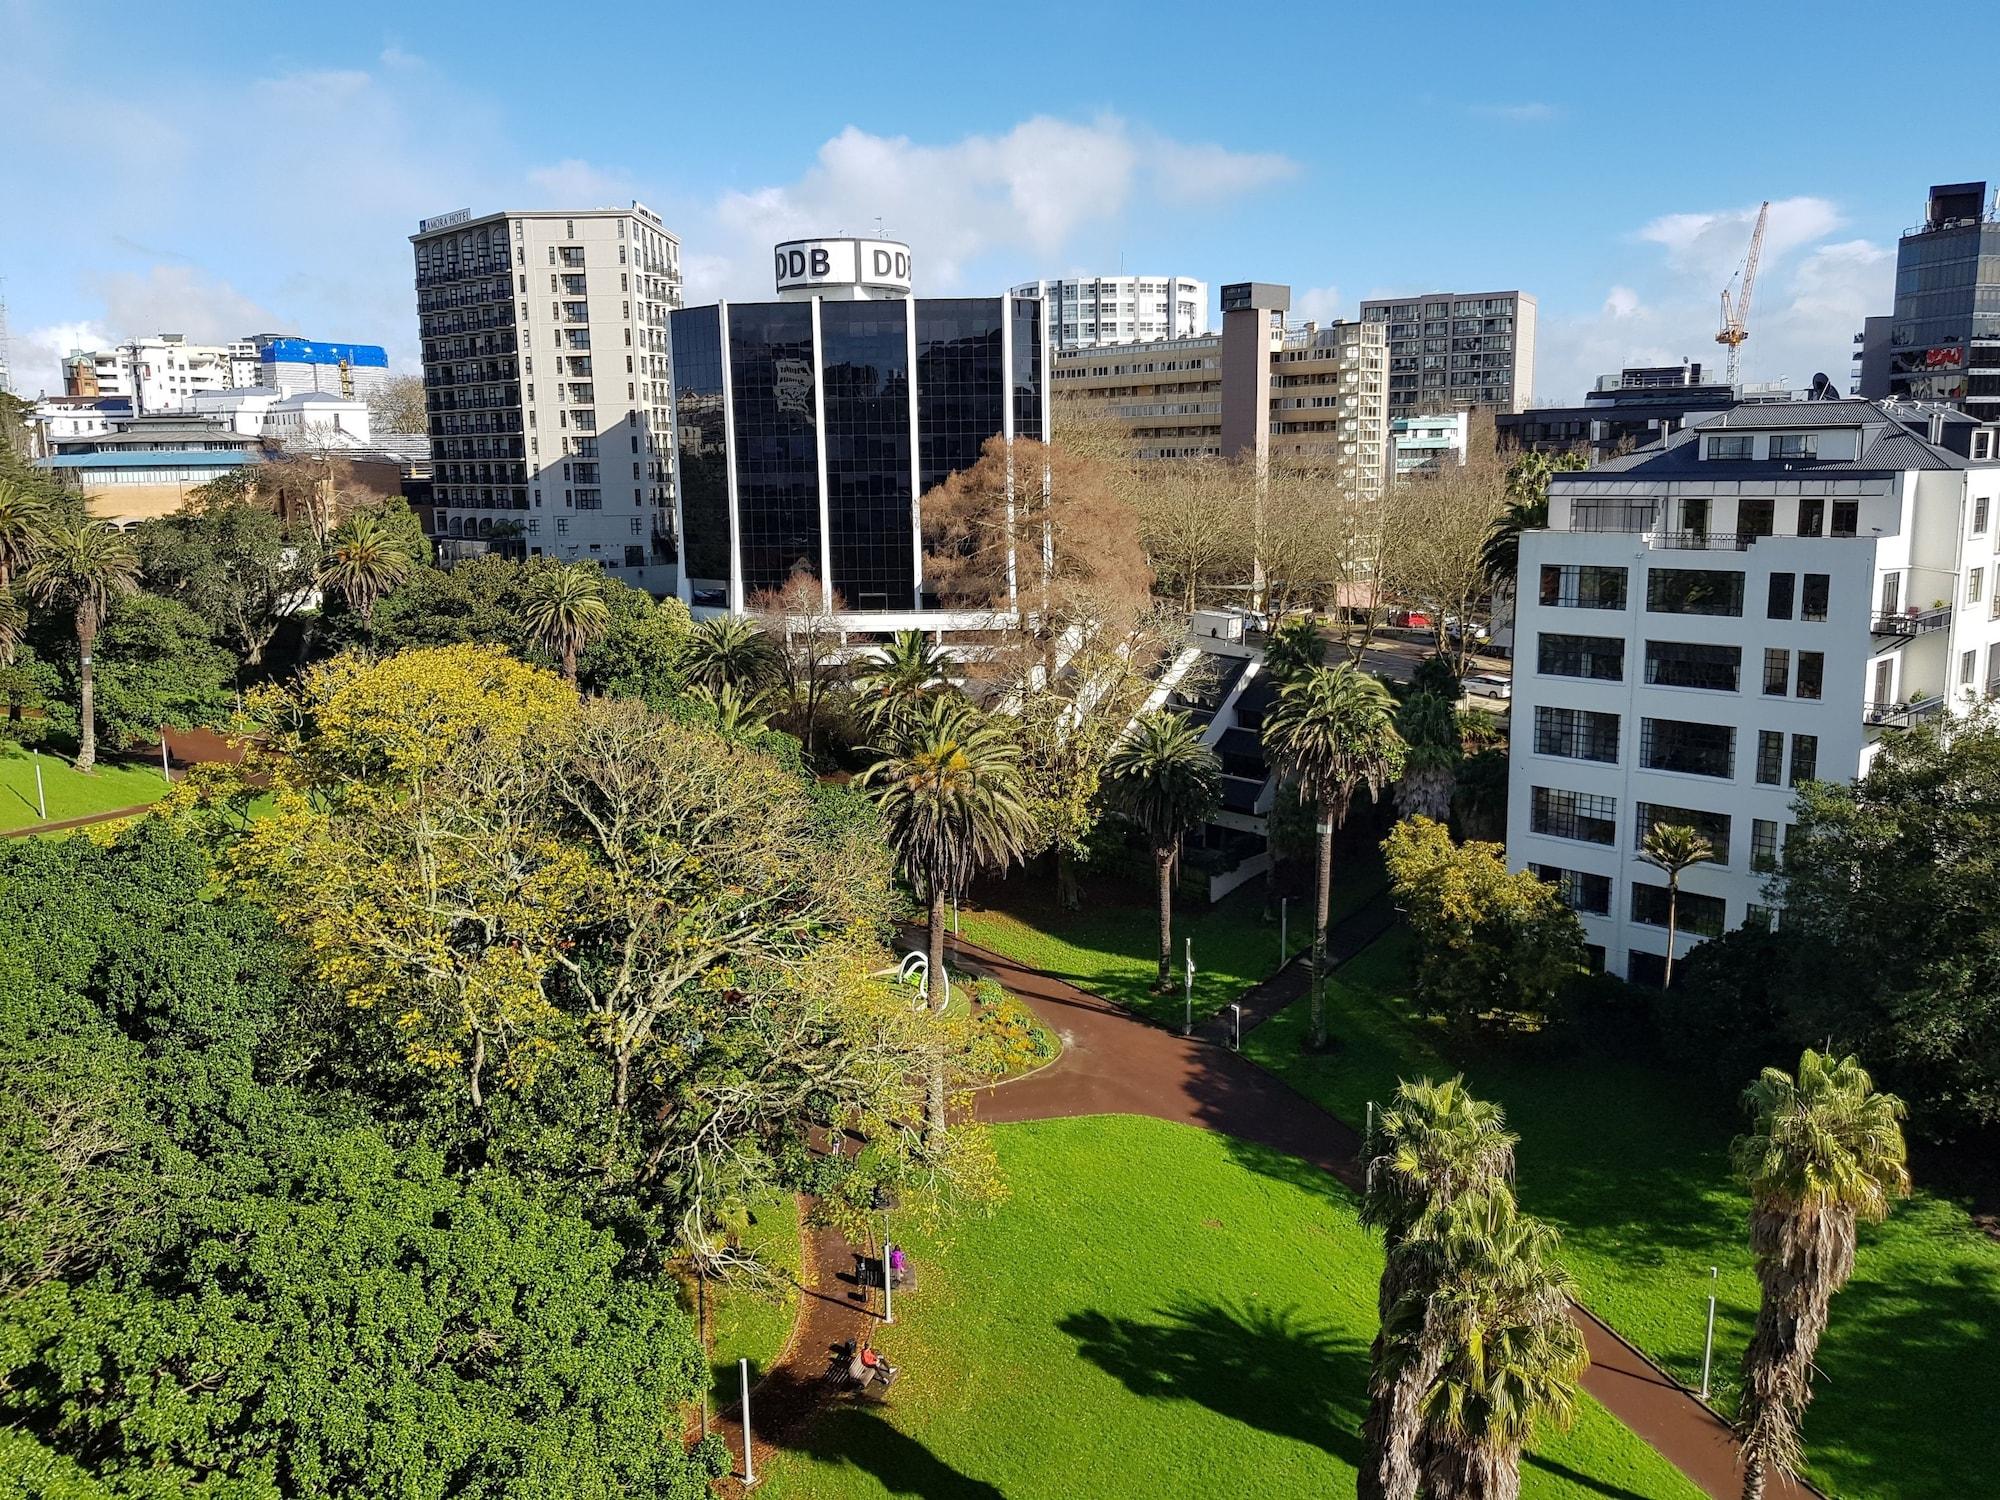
[1464,673,1512,701]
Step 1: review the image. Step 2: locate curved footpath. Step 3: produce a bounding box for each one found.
[727,917,1819,1500]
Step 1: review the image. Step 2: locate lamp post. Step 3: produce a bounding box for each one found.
[1699,1266,1719,1401]
[1183,937,1195,1035]
[739,1357,755,1486]
[1230,1002,1241,1052]
[1279,896,1288,965]
[31,748,45,821]
[871,1185,900,1325]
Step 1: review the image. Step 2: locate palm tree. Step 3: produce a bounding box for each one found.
[1480,450,1584,587]
[521,562,610,680]
[1104,710,1222,991]
[1640,822,1715,989]
[1733,1051,1908,1500]
[1262,615,1327,683]
[320,509,415,628]
[0,479,50,591]
[0,588,24,667]
[1408,1191,1589,1500]
[690,680,773,738]
[1262,664,1406,1047]
[1359,1077,1519,1500]
[864,696,1035,1142]
[853,628,956,735]
[20,518,140,772]
[1395,691,1462,823]
[682,614,775,694]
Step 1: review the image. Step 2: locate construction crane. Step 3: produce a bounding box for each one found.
[1716,200,1770,387]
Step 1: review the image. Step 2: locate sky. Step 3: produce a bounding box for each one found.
[2,0,1993,406]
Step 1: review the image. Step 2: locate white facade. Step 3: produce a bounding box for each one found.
[1014,275,1208,351]
[412,204,683,593]
[1390,411,1469,477]
[1507,400,2000,982]
[71,336,258,413]
[188,388,371,445]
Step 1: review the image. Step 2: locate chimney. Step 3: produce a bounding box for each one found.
[1930,411,1946,445]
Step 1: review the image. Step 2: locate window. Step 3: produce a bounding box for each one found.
[1880,572,1902,617]
[1797,497,1824,536]
[1974,431,1994,461]
[1771,435,1817,459]
[1751,819,1781,872]
[1767,572,1795,619]
[1539,564,1628,609]
[1745,903,1777,931]
[1757,730,1784,784]
[1647,568,1745,616]
[1531,864,1612,915]
[1709,434,1752,459]
[1530,787,1618,845]
[1636,803,1731,864]
[1739,497,1775,537]
[1977,496,1990,535]
[1534,706,1620,762]
[1763,648,1790,695]
[1796,651,1824,701]
[1801,573,1830,620]
[1789,733,1819,785]
[1831,500,1859,537]
[1632,881,1727,938]
[1963,649,1978,688]
[1538,632,1624,680]
[1641,718,1735,778]
[1646,640,1741,691]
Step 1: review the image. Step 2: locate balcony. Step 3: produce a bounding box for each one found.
[1863,695,1946,728]
[1870,605,1953,638]
[1650,530,1757,551]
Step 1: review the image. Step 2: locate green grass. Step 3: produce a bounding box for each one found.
[958,848,1386,1028]
[761,1116,1700,1500]
[1246,931,2000,1500]
[0,742,169,832]
[706,1191,805,1405]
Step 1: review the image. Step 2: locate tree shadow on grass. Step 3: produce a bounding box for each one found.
[1059,1294,1369,1463]
[1522,1451,1669,1500]
[790,1403,1006,1500]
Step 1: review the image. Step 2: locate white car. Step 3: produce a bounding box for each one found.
[1464,673,1512,701]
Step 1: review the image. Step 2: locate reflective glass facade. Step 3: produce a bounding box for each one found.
[1888,222,2000,412]
[669,306,729,604]
[727,303,820,597]
[1011,296,1044,441]
[915,299,1006,495]
[821,301,916,610]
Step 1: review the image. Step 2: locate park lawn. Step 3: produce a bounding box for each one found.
[957,846,1386,1029]
[706,1191,805,1406]
[0,743,169,832]
[1246,931,2000,1500]
[760,1116,1703,1500]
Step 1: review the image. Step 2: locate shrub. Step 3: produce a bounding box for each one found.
[964,978,1059,1079]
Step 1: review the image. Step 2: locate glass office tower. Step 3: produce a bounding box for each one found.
[1887,181,2000,419]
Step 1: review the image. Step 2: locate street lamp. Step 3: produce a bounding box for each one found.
[871,1185,901,1325]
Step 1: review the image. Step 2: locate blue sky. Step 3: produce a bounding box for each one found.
[3,0,1993,403]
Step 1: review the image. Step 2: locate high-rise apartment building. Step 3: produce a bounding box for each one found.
[1049,282,1387,499]
[410,204,682,593]
[1881,181,2000,418]
[63,334,260,412]
[1011,275,1208,351]
[1508,398,2000,982]
[1359,290,1536,417]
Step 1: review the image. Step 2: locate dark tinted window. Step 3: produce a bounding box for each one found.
[1641,718,1734,778]
[668,306,730,601]
[1635,802,1731,864]
[1801,574,1830,620]
[1631,881,1727,937]
[1533,705,1620,762]
[1767,572,1795,619]
[1647,568,1745,616]
[821,300,915,611]
[728,302,820,597]
[1011,297,1044,441]
[1540,564,1627,609]
[1645,640,1741,691]
[1538,632,1624,680]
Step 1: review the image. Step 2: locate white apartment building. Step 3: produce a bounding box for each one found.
[411,204,683,594]
[1390,411,1469,478]
[67,335,260,412]
[1013,275,1208,351]
[1508,399,2000,983]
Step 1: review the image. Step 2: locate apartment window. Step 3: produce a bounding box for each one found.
[1831,501,1859,537]
[1539,563,1628,609]
[1756,730,1784,785]
[1797,497,1824,537]
[1963,649,1978,688]
[1529,787,1618,845]
[1795,651,1824,701]
[1789,733,1819,785]
[1647,568,1745,616]
[1636,802,1731,864]
[1801,573,1830,620]
[1538,632,1624,681]
[1972,568,1986,606]
[1771,435,1817,460]
[1880,572,1902,617]
[1646,640,1741,691]
[1708,434,1752,460]
[1745,903,1777,931]
[556,517,570,534]
[1534,706,1620,762]
[1632,881,1727,938]
[1641,718,1735,778]
[1531,864,1612,915]
[1977,497,1991,536]
[1751,819,1781,872]
[1763,648,1791,695]
[1974,431,1995,461]
[1740,498,1776,537]
[1767,572,1795,619]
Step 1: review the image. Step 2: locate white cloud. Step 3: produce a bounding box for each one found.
[1635,195,1844,281]
[1470,102,1560,124]
[1146,138,1298,203]
[11,321,106,397]
[1292,284,1345,324]
[1603,285,1644,320]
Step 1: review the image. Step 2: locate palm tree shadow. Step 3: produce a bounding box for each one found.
[1058,1294,1369,1463]
[792,1403,1007,1500]
[1522,1452,1669,1500]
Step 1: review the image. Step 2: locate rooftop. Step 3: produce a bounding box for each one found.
[39,450,258,470]
[1561,400,1975,480]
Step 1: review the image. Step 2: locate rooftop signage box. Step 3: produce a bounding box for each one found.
[419,208,471,233]
[1220,282,1291,313]
[774,238,913,298]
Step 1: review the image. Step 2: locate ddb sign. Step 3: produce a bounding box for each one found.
[773,238,913,295]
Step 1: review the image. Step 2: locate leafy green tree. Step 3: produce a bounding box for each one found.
[1395,691,1462,824]
[1481,450,1585,585]
[0,478,51,591]
[521,561,610,680]
[576,584,692,704]
[1640,822,1716,989]
[19,518,140,770]
[22,592,236,754]
[682,614,775,693]
[1733,1051,1907,1500]
[1263,664,1405,1047]
[1262,615,1327,682]
[864,696,1034,1141]
[1409,651,1462,701]
[1359,1077,1518,1500]
[1104,710,1222,991]
[1452,748,1508,842]
[0,587,22,668]
[132,499,316,676]
[1382,817,1585,1029]
[320,508,416,628]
